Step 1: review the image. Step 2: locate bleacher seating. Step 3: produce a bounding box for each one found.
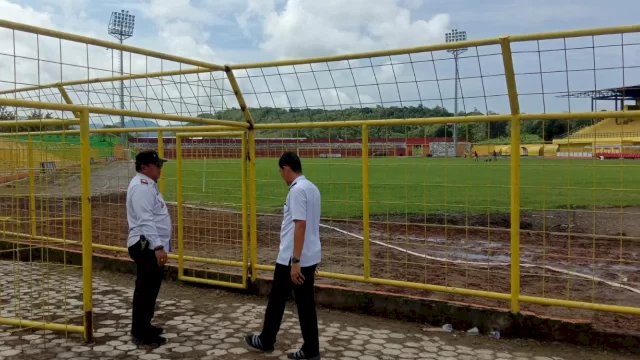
[568,117,640,140]
[596,152,640,159]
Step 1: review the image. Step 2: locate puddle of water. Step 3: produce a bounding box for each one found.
[611,264,640,272]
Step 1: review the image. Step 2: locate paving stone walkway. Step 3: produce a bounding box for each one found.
[0,260,625,359]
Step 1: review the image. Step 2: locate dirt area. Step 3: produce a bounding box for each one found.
[1,161,639,339]
[0,161,135,198]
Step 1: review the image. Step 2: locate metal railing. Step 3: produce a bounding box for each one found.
[1,20,640,341]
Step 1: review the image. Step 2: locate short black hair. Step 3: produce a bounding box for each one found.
[279,152,302,173]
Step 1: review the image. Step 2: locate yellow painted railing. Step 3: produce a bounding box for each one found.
[0,20,640,343]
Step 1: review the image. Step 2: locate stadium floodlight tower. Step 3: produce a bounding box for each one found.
[108,10,135,144]
[445,28,468,157]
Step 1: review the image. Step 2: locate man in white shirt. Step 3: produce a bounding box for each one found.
[245,152,322,360]
[126,150,170,348]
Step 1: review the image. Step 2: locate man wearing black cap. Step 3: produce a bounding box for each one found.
[126,150,170,347]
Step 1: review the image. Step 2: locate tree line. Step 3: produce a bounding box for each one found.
[0,106,72,133]
[193,105,594,143]
[0,104,595,143]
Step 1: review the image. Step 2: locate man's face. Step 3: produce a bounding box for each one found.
[279,166,291,185]
[141,163,162,181]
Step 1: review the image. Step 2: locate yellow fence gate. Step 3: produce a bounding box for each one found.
[0,112,94,341]
[175,131,249,289]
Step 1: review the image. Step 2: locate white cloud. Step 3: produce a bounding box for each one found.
[0,0,55,28]
[236,0,277,36]
[242,0,450,59]
[153,21,217,63]
[142,0,209,23]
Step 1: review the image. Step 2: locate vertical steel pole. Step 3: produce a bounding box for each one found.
[248,130,258,282]
[362,125,370,279]
[157,130,164,194]
[500,36,522,314]
[453,52,459,157]
[241,134,249,287]
[27,134,36,237]
[176,136,184,278]
[79,109,93,342]
[119,39,125,145]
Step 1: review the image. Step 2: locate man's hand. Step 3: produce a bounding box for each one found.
[155,248,168,267]
[291,263,305,285]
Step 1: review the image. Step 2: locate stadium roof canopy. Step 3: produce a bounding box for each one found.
[559,85,640,100]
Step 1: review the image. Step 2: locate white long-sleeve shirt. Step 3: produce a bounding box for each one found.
[126,173,172,252]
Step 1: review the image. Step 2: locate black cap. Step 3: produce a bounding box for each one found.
[135,150,167,167]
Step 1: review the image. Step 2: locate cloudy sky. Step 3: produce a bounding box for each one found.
[0,0,639,126]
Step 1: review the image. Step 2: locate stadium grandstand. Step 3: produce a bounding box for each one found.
[553,85,640,158]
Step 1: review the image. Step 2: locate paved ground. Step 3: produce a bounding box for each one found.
[0,260,635,360]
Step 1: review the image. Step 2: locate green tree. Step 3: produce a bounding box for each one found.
[185,106,594,143]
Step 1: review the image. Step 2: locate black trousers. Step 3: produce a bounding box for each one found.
[128,239,164,338]
[260,263,319,355]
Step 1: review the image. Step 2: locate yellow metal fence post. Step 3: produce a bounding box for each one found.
[27,134,36,237]
[361,125,370,279]
[500,36,522,314]
[248,130,258,282]
[79,109,93,342]
[176,136,184,278]
[241,135,249,287]
[225,68,254,128]
[157,130,164,194]
[56,84,80,118]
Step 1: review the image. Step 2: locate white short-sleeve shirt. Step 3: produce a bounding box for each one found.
[276,175,321,267]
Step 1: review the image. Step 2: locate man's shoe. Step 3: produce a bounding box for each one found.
[244,334,274,353]
[131,325,163,337]
[150,325,164,336]
[132,335,167,348]
[287,350,320,360]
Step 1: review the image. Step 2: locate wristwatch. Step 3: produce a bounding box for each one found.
[154,245,164,251]
[291,257,300,264]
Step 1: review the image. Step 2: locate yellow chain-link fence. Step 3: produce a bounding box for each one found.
[1,18,640,339]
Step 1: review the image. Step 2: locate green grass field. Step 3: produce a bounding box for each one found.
[160,157,640,218]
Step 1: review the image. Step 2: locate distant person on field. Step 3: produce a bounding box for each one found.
[126,150,170,348]
[492,150,497,161]
[245,152,322,360]
[474,151,479,162]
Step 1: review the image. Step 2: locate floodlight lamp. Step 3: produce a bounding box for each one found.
[108,9,136,39]
[445,28,468,43]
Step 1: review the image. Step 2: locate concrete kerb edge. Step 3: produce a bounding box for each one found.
[0,239,638,353]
